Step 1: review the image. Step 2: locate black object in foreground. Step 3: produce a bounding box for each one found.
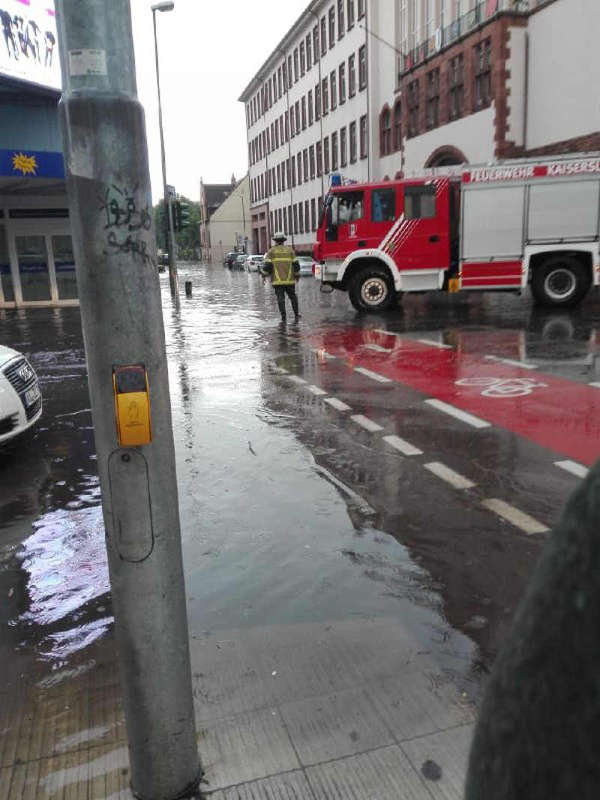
[465,461,600,799]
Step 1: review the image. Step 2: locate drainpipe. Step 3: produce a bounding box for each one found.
[278,46,295,246]
[310,7,326,202]
[523,31,529,152]
[365,0,371,181]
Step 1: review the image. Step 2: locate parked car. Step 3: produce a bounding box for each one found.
[224,251,238,269]
[0,345,42,446]
[246,254,265,272]
[233,254,248,271]
[296,256,316,276]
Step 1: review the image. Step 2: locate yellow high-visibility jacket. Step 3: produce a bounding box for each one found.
[264,245,298,286]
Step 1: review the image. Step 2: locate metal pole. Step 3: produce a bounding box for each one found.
[153,8,178,296]
[55,3,201,799]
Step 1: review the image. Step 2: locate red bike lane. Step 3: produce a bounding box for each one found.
[312,329,600,467]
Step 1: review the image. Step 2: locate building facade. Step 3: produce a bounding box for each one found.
[203,174,251,262]
[240,0,600,252]
[239,0,372,253]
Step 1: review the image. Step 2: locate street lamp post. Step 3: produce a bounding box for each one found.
[152,1,178,297]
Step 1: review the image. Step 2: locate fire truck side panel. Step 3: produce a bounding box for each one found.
[460,184,526,290]
[528,180,600,242]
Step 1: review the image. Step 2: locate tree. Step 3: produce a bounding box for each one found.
[153,196,201,261]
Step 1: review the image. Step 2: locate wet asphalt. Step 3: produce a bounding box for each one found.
[1,264,600,711]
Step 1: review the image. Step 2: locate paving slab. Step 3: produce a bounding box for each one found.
[305,745,435,800]
[206,769,315,799]
[401,723,475,800]
[198,706,300,792]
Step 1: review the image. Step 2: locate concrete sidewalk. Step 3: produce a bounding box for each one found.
[1,616,474,798]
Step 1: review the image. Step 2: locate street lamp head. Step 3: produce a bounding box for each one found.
[152,2,174,11]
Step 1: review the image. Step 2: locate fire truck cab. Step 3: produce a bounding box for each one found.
[314,156,600,312]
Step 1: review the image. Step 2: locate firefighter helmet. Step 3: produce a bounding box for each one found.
[273,231,287,243]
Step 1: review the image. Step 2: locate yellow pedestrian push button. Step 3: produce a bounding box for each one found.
[113,364,152,447]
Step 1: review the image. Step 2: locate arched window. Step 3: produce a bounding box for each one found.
[393,100,402,152]
[379,106,392,156]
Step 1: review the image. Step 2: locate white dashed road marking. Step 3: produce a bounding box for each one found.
[382,435,423,456]
[484,355,538,370]
[354,367,393,383]
[555,460,589,479]
[362,344,394,353]
[481,499,549,535]
[373,329,402,337]
[308,385,327,396]
[311,348,337,360]
[418,339,452,349]
[325,397,352,412]
[425,399,491,429]
[272,366,289,374]
[590,382,600,389]
[287,375,307,385]
[351,414,384,433]
[424,462,475,490]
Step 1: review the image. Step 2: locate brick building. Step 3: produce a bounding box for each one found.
[240,0,600,253]
[376,0,600,178]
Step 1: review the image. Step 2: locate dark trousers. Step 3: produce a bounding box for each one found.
[274,284,299,319]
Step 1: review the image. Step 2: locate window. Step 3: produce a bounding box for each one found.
[393,100,402,151]
[372,188,396,222]
[290,108,296,138]
[316,141,323,176]
[309,144,316,178]
[339,63,346,104]
[305,200,310,233]
[300,42,306,76]
[338,0,345,37]
[404,185,436,219]
[349,120,357,163]
[347,0,355,29]
[311,198,317,231]
[448,54,464,120]
[299,200,304,234]
[281,159,286,191]
[293,204,298,235]
[426,68,440,130]
[308,89,314,125]
[407,79,420,138]
[474,39,492,110]
[313,25,320,62]
[380,107,392,156]
[295,101,300,133]
[360,114,368,159]
[285,110,289,140]
[291,157,296,187]
[340,126,347,166]
[358,45,367,90]
[288,56,293,89]
[302,96,307,129]
[329,7,335,48]
[321,16,327,55]
[330,70,337,110]
[278,67,283,97]
[358,0,365,18]
[332,131,339,170]
[315,83,321,120]
[303,149,309,182]
[336,190,364,223]
[322,77,329,115]
[282,61,287,91]
[306,35,312,70]
[294,48,299,82]
[297,153,302,184]
[324,136,330,173]
[348,54,356,96]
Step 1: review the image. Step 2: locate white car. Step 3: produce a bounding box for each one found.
[246,254,265,272]
[0,345,42,445]
[297,256,315,276]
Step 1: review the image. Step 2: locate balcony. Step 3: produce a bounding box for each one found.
[398,0,546,78]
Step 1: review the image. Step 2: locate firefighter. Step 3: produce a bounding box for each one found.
[262,232,301,322]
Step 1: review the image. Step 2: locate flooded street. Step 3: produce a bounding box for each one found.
[2,265,600,797]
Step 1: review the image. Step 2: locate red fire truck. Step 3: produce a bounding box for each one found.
[313,155,600,312]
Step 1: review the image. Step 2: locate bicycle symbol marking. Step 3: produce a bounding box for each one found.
[456,377,548,397]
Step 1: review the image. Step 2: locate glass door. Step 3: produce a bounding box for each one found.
[0,225,15,303]
[16,235,52,302]
[51,235,78,300]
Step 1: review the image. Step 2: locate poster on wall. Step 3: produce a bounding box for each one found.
[0,0,60,91]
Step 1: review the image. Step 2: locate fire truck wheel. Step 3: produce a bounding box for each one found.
[531,256,590,308]
[349,266,394,312]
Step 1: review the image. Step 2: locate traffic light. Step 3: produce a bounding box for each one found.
[174,200,191,231]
